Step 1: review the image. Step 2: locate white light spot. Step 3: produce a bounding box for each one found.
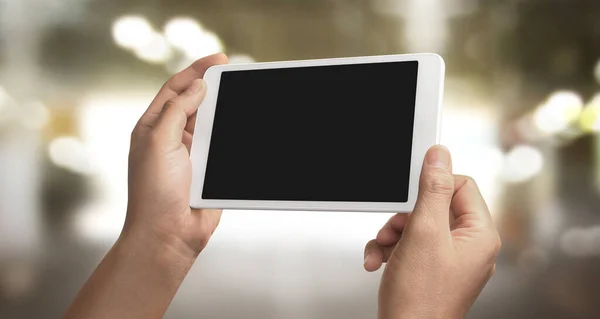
[228,54,255,64]
[112,15,154,50]
[481,147,506,175]
[134,32,172,64]
[502,145,544,183]
[533,91,583,135]
[48,136,94,175]
[579,93,600,132]
[164,17,204,49]
[164,17,223,59]
[183,31,223,60]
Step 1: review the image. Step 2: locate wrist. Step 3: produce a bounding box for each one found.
[378,296,461,319]
[381,306,462,319]
[121,216,201,262]
[385,311,453,319]
[62,223,195,318]
[117,225,197,279]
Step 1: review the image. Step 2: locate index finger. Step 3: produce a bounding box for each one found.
[376,213,409,246]
[451,175,494,228]
[138,53,228,129]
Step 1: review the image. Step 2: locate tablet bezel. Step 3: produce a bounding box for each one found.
[189,53,445,212]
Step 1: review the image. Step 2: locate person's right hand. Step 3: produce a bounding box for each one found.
[364,146,502,319]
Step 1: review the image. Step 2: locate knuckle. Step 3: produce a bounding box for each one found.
[130,125,142,141]
[162,99,177,111]
[161,77,177,92]
[463,175,481,191]
[492,234,502,256]
[423,170,454,196]
[491,264,497,277]
[364,239,377,254]
[130,124,151,147]
[482,233,502,261]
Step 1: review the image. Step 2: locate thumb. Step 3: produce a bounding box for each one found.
[409,145,454,233]
[154,79,206,147]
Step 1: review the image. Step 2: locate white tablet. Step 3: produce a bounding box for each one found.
[189,53,445,212]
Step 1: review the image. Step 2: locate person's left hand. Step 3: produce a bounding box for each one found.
[124,53,228,261]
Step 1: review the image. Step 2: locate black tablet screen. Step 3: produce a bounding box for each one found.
[202,61,418,202]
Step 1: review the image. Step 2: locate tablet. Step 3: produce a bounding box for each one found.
[189,53,445,212]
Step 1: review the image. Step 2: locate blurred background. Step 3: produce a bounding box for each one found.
[1,0,600,318]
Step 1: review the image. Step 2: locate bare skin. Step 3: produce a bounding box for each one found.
[63,53,501,319]
[63,53,227,319]
[364,146,502,319]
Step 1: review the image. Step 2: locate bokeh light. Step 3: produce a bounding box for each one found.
[502,145,544,183]
[164,17,223,59]
[111,15,154,50]
[48,136,94,175]
[533,91,583,135]
[4,2,600,318]
[134,32,172,64]
[182,31,223,60]
[164,17,204,49]
[560,226,600,257]
[229,54,256,64]
[579,93,600,132]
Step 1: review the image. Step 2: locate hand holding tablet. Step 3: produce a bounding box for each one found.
[189,53,445,212]
[64,53,502,319]
[365,146,501,318]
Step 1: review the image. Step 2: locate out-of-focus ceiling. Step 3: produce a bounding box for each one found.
[2,0,600,119]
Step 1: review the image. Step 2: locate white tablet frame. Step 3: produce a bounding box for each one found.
[189,53,445,212]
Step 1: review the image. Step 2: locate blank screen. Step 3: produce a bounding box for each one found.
[202,61,418,202]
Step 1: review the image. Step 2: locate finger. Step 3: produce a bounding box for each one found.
[185,111,198,134]
[183,130,194,153]
[364,240,396,271]
[183,112,198,152]
[364,240,384,272]
[153,79,206,148]
[138,53,228,130]
[376,213,409,246]
[451,175,494,228]
[409,145,454,233]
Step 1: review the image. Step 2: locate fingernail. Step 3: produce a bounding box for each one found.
[364,254,371,266]
[426,145,451,169]
[186,79,205,93]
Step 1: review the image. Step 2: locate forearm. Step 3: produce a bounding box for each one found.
[379,307,458,319]
[63,228,195,319]
[378,285,464,319]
